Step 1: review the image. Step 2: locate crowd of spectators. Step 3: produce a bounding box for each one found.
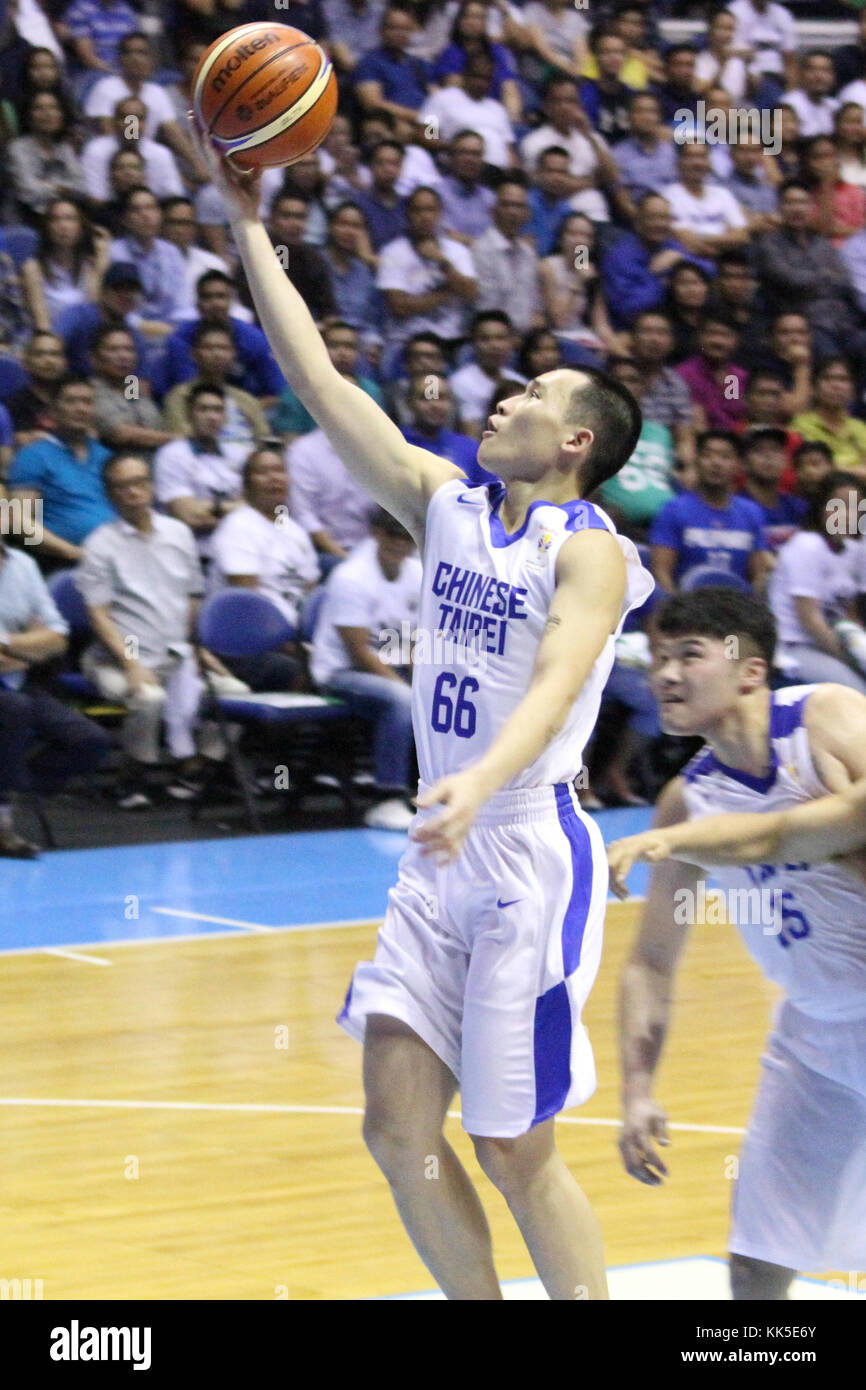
[5,0,866,845]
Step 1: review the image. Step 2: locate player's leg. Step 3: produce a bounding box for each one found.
[729,1253,796,1301]
[472,1122,608,1301]
[362,1014,502,1299]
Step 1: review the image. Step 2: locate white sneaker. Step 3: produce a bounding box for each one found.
[363,797,414,831]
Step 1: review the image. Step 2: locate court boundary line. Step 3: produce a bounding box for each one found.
[41,948,113,967]
[0,897,647,959]
[0,1095,744,1134]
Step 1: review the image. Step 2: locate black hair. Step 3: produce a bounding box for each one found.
[187,382,226,412]
[793,439,833,466]
[102,451,152,489]
[37,197,95,283]
[537,144,572,163]
[696,428,743,458]
[90,323,136,354]
[779,177,812,199]
[20,88,69,139]
[322,319,358,340]
[471,309,513,334]
[517,327,559,378]
[55,374,93,396]
[802,468,864,533]
[370,506,412,540]
[564,366,644,495]
[191,319,235,348]
[196,269,233,293]
[407,184,442,209]
[655,589,777,670]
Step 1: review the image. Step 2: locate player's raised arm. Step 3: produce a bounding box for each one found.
[618,777,699,1186]
[413,526,626,860]
[194,134,460,539]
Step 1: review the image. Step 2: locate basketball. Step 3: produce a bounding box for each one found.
[192,22,337,172]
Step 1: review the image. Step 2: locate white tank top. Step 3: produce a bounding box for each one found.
[681,684,866,1020]
[412,478,654,790]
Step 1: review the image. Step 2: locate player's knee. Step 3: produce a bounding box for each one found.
[471,1134,545,1199]
[729,1253,794,1301]
[362,1108,431,1183]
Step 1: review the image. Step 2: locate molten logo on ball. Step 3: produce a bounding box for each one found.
[212,31,282,93]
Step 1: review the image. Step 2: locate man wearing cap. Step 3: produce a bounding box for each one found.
[738,425,808,554]
[55,262,150,378]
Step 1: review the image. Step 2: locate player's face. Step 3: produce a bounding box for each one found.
[651,634,744,735]
[478,369,588,480]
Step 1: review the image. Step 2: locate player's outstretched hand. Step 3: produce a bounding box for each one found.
[607,830,676,899]
[619,1097,670,1186]
[412,771,486,864]
[187,113,262,223]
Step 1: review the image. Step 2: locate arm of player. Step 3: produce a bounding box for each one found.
[192,132,460,541]
[413,528,626,862]
[619,776,699,1186]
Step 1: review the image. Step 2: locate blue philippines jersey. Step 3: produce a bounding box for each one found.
[680,685,866,1021]
[412,480,654,788]
[649,491,769,582]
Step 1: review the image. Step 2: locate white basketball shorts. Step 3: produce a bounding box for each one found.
[729,1000,866,1273]
[337,781,608,1137]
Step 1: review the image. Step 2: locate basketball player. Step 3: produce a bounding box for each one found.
[195,132,653,1300]
[610,588,866,1299]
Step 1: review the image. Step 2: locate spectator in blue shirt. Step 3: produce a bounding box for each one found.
[601,191,695,329]
[153,270,284,405]
[322,201,382,333]
[354,139,408,251]
[401,372,495,485]
[62,0,140,75]
[109,185,187,331]
[612,91,677,222]
[739,427,808,553]
[55,261,149,377]
[354,6,432,124]
[651,44,700,126]
[526,146,577,257]
[650,429,772,594]
[7,376,114,566]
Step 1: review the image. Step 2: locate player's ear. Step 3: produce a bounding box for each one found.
[562,426,593,463]
[739,655,768,693]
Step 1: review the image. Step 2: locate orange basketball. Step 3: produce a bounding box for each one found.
[193,22,337,172]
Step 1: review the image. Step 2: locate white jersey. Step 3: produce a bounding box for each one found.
[680,684,866,1021]
[412,479,653,788]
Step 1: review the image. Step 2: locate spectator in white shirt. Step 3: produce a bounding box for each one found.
[287,427,377,561]
[422,51,516,170]
[377,184,478,365]
[450,309,522,437]
[471,178,544,335]
[210,445,319,690]
[728,0,799,96]
[153,384,248,559]
[694,9,748,101]
[84,31,210,182]
[782,52,841,139]
[662,139,749,258]
[81,95,185,203]
[310,507,422,829]
[520,75,610,200]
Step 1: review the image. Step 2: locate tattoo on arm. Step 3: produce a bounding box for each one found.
[543,614,562,635]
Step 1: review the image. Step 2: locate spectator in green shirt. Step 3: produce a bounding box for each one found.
[792,357,866,482]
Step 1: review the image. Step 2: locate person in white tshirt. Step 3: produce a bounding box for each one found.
[694,9,747,101]
[153,384,248,560]
[662,140,748,258]
[422,53,516,170]
[769,471,866,693]
[311,508,422,828]
[287,427,378,558]
[210,445,320,690]
[84,32,209,183]
[450,309,524,437]
[81,96,185,203]
[781,52,840,139]
[377,185,478,362]
[728,0,799,91]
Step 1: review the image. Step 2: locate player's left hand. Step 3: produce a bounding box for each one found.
[411,772,487,863]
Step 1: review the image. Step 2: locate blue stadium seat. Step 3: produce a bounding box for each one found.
[0,355,28,402]
[47,570,113,704]
[195,590,357,831]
